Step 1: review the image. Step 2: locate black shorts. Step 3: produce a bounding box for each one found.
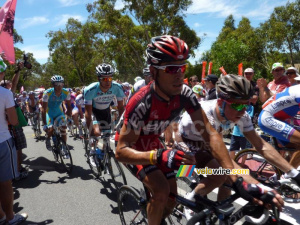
[125,164,176,181]
[92,107,111,130]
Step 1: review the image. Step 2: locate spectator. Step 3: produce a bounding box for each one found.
[2,61,28,181]
[0,57,27,224]
[286,66,300,86]
[189,75,199,88]
[203,74,218,100]
[257,62,290,103]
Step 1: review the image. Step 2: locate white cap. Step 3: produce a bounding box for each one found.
[295,76,300,81]
[286,67,300,76]
[244,68,254,73]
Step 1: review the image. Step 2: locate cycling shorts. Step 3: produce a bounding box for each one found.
[46,112,67,127]
[258,110,296,146]
[29,106,39,113]
[72,106,85,114]
[92,107,111,130]
[125,163,176,181]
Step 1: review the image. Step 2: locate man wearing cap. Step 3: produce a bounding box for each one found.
[286,66,300,86]
[203,74,218,100]
[257,62,290,103]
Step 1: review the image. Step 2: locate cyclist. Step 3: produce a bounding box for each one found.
[26,91,40,130]
[259,84,300,187]
[72,89,85,137]
[127,66,153,101]
[18,91,28,114]
[177,74,285,218]
[84,63,125,166]
[115,35,268,225]
[42,75,72,158]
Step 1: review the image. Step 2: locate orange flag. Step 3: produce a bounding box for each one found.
[0,0,18,64]
[201,61,207,84]
[238,63,243,76]
[219,66,227,75]
[183,78,188,85]
[208,62,213,75]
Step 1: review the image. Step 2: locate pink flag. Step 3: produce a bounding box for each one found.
[20,86,24,93]
[0,0,17,64]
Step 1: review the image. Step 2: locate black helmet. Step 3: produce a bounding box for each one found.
[217,74,254,100]
[96,63,115,77]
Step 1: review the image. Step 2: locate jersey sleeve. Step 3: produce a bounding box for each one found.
[181,85,201,114]
[42,90,50,102]
[65,91,71,101]
[115,83,125,101]
[84,89,93,105]
[237,112,254,133]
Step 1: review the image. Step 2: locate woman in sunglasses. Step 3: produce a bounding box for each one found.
[115,36,271,225]
[84,63,125,167]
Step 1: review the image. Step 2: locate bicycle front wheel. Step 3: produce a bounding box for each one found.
[118,185,148,225]
[107,151,127,190]
[234,149,282,187]
[59,141,73,173]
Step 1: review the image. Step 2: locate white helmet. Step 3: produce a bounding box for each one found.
[96,63,115,77]
[51,75,64,83]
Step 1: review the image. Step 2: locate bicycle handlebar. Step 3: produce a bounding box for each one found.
[244,208,269,225]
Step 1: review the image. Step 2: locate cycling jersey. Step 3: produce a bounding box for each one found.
[127,79,146,101]
[26,97,39,112]
[259,85,300,144]
[179,99,253,143]
[84,81,125,110]
[119,82,200,180]
[42,88,71,126]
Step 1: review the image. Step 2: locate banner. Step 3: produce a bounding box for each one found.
[201,61,207,84]
[0,0,17,64]
[238,63,243,76]
[208,62,213,75]
[219,66,227,75]
[20,85,24,93]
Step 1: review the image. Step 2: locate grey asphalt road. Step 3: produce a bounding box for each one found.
[13,126,300,225]
[13,126,142,225]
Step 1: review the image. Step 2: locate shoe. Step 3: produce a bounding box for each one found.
[14,170,28,181]
[89,154,97,167]
[61,146,69,159]
[279,177,300,192]
[45,138,51,150]
[8,213,28,225]
[184,206,195,221]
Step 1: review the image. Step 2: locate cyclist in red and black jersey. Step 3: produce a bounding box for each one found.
[116,35,266,225]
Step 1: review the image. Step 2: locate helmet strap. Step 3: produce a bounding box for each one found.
[219,101,229,121]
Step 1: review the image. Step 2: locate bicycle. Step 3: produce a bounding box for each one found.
[28,112,42,140]
[118,181,292,225]
[86,130,127,190]
[234,133,299,202]
[50,123,73,173]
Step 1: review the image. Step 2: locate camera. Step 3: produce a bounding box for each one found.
[23,54,32,69]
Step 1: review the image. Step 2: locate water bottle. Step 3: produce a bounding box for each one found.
[95,147,104,160]
[52,136,57,146]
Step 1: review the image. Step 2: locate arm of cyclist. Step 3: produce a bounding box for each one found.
[65,99,72,118]
[116,124,195,166]
[84,104,93,134]
[117,100,124,117]
[244,130,295,174]
[42,101,47,127]
[232,160,284,211]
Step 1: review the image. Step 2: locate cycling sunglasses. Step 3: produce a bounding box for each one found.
[54,82,64,87]
[152,64,188,74]
[100,77,113,82]
[225,100,248,111]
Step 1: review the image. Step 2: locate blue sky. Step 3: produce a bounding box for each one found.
[9,0,292,65]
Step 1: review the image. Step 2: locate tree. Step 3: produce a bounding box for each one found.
[260,0,300,66]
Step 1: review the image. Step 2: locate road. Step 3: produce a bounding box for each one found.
[13,126,300,225]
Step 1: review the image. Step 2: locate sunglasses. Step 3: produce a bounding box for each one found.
[153,64,188,74]
[286,72,296,75]
[54,82,64,87]
[244,73,253,76]
[100,77,113,82]
[274,69,284,72]
[225,100,248,111]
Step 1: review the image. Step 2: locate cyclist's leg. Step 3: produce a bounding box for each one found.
[143,170,171,225]
[55,114,68,143]
[289,150,300,168]
[72,107,79,129]
[163,177,177,219]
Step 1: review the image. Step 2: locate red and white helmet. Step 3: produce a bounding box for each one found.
[146,35,189,65]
